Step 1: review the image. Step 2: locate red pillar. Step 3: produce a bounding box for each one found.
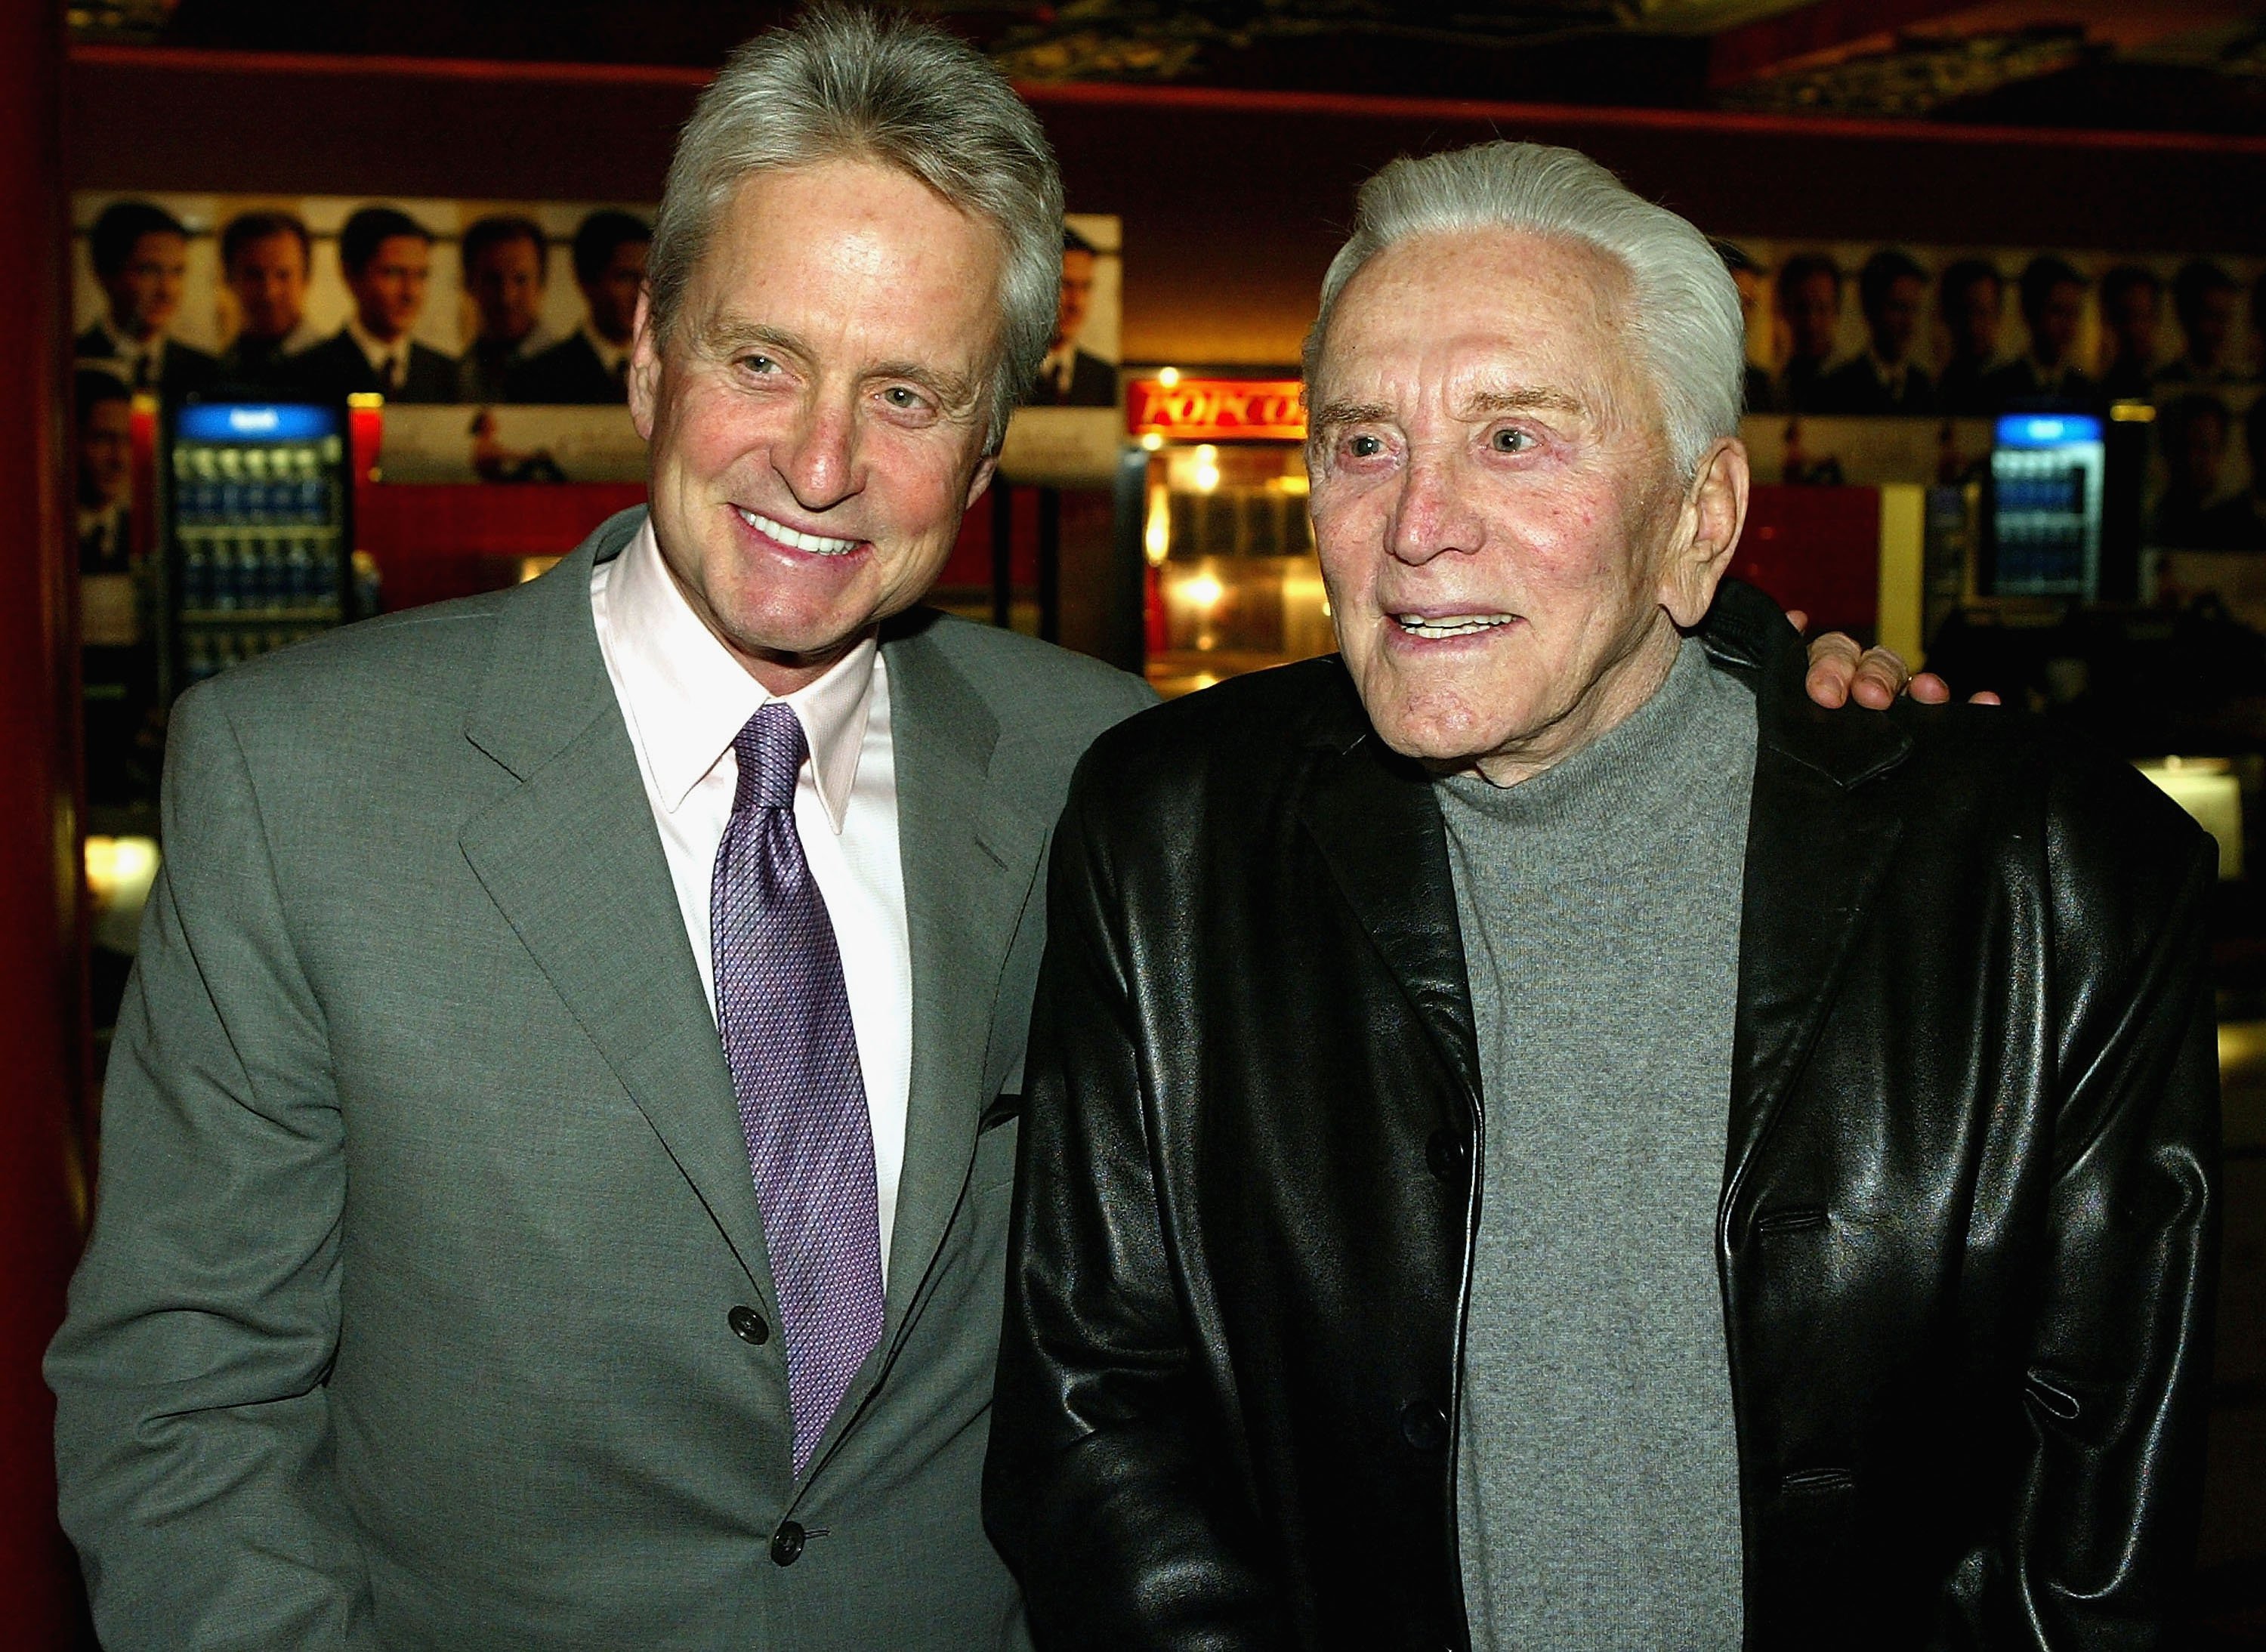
[0,2,91,1642]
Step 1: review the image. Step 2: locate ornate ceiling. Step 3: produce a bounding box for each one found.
[66,0,2266,131]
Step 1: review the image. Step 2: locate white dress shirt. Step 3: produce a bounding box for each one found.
[345,314,410,389]
[581,321,632,383]
[591,520,913,1280]
[88,320,162,390]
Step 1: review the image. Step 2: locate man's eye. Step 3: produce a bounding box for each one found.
[881,385,931,411]
[1491,428,1532,453]
[1346,434,1385,459]
[739,354,776,374]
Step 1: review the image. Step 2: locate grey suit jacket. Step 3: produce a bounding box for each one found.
[49,508,1155,1649]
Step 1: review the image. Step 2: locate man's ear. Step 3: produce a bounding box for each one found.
[627,286,660,443]
[1660,437,1749,628]
[963,450,1000,511]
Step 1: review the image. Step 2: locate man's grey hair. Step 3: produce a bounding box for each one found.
[1304,141,1745,480]
[649,5,1064,451]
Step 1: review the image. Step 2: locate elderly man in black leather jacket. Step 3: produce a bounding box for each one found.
[985,141,2219,1652]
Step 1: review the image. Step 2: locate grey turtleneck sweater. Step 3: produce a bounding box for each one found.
[1437,636,1756,1652]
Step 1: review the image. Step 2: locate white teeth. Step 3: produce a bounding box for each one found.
[1394,613,1516,638]
[737,507,859,557]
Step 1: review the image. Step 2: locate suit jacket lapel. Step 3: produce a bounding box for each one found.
[1294,673,1483,1113]
[878,619,1052,1353]
[1701,582,1913,1221]
[456,509,780,1310]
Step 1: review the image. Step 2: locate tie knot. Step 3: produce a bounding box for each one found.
[732,702,807,814]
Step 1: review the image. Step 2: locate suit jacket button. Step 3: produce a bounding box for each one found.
[729,1305,770,1345]
[1400,1400,1449,1453]
[1425,1129,1469,1181]
[770,1521,805,1566]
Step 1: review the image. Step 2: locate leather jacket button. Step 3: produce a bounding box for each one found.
[728,1305,770,1345]
[1400,1400,1449,1452]
[770,1521,805,1566]
[1425,1129,1469,1181]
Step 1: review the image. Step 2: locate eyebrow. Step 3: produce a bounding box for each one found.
[1307,385,1590,443]
[1306,400,1394,443]
[1461,386,1588,419]
[697,317,804,361]
[696,317,982,418]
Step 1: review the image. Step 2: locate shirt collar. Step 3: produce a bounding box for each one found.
[581,321,631,377]
[604,517,876,833]
[344,313,406,374]
[99,319,156,354]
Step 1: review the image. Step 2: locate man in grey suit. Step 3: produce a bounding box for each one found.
[48,12,1148,1647]
[48,10,1918,1647]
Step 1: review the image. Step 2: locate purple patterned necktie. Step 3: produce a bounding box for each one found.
[711,702,884,1476]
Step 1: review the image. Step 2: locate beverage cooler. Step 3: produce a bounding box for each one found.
[1981,412,2107,601]
[1124,376,1335,697]
[159,397,359,704]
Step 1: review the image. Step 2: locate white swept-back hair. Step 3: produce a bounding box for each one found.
[1304,141,1745,480]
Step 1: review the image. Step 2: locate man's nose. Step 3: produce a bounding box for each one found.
[776,397,860,511]
[1388,447,1482,567]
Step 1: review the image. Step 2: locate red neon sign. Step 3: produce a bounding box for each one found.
[1127,378,1305,442]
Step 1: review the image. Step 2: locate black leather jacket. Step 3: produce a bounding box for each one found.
[985,582,2220,1650]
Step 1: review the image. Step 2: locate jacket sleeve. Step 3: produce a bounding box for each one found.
[984,764,1281,1652]
[1988,756,2221,1645]
[46,685,369,1647]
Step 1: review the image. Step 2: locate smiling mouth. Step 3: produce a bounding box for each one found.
[1394,613,1517,638]
[736,506,861,558]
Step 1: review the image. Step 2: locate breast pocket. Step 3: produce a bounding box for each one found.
[974,1102,1020,1198]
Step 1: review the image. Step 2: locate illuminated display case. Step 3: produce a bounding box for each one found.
[1126,375,1335,697]
[1984,412,2106,601]
[158,397,358,706]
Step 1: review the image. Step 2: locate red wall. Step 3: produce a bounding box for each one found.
[4,8,94,1644]
[1737,484,1885,641]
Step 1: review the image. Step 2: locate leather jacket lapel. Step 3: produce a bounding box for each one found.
[1294,675,1483,1113]
[1699,583,1916,1227]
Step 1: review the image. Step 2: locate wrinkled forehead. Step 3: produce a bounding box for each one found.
[1309,228,1646,421]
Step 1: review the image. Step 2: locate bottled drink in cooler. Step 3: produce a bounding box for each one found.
[165,401,353,697]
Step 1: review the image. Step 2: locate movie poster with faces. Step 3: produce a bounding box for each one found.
[1718,236,2265,556]
[73,192,657,409]
[73,193,1125,489]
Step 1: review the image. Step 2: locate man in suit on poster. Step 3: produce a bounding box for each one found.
[1983,255,2100,411]
[1936,257,2008,415]
[2200,401,2266,551]
[2159,261,2244,389]
[215,210,317,387]
[47,10,1922,1648]
[291,205,458,403]
[2100,264,2165,403]
[456,214,557,403]
[1771,252,1842,411]
[75,199,219,400]
[507,209,650,403]
[73,369,135,575]
[1816,249,1934,414]
[1020,227,1116,407]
